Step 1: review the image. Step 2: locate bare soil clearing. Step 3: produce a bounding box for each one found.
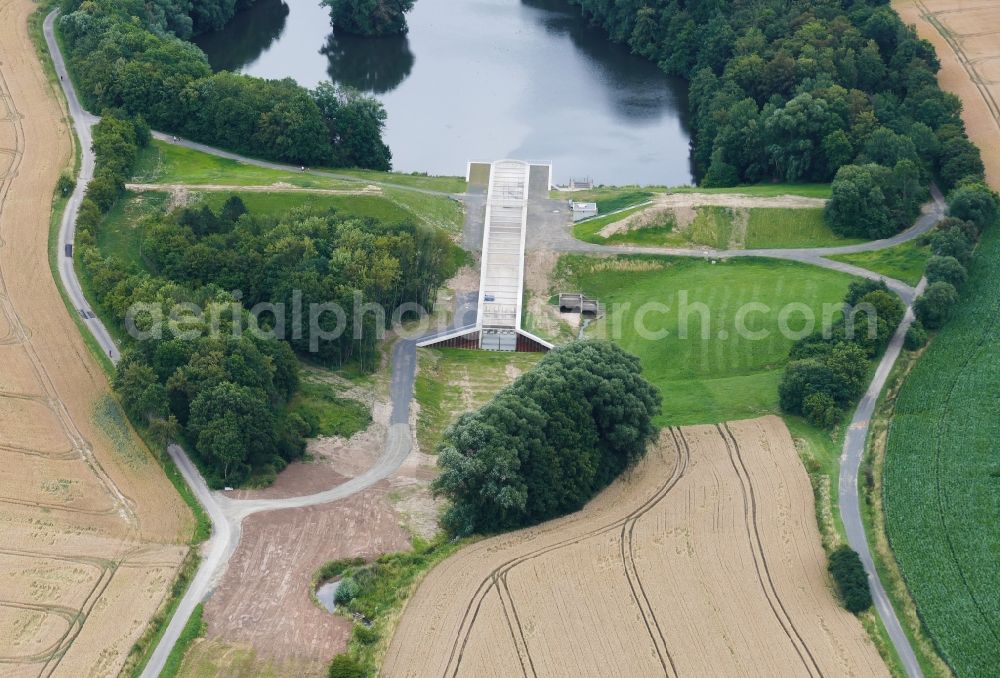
[0,0,191,674]
[894,0,1000,185]
[197,484,410,676]
[599,192,825,240]
[384,417,887,677]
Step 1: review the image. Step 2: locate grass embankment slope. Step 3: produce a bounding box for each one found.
[883,225,1000,676]
[575,204,850,249]
[414,349,544,452]
[134,141,465,233]
[569,184,859,250]
[558,255,855,425]
[552,182,833,203]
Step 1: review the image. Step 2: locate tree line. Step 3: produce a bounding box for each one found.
[75,113,457,485]
[779,278,904,428]
[780,181,999,428]
[58,0,392,169]
[433,341,661,535]
[570,0,985,238]
[912,183,999,334]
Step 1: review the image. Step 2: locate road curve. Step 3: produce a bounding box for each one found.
[840,281,927,678]
[43,9,931,676]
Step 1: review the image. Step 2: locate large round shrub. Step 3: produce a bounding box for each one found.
[914,281,959,330]
[828,546,873,614]
[925,255,967,289]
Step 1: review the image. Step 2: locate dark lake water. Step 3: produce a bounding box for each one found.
[195,0,694,185]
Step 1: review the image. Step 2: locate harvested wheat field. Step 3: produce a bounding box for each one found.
[0,0,191,675]
[384,416,887,678]
[894,0,1000,185]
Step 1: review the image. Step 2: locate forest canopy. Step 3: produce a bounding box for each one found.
[58,0,391,169]
[570,0,985,237]
[75,116,459,484]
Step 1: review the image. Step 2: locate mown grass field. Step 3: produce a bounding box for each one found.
[883,225,1000,677]
[829,241,932,286]
[95,191,167,272]
[289,380,371,440]
[414,348,543,452]
[558,255,856,424]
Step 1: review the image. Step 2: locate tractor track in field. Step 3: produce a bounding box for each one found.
[717,423,824,678]
[448,428,691,678]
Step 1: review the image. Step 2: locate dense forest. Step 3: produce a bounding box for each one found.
[57,0,391,169]
[433,341,661,535]
[76,113,457,484]
[570,0,985,237]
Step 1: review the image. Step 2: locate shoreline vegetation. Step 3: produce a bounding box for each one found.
[323,0,415,37]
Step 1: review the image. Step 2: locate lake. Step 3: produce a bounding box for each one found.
[195,0,694,185]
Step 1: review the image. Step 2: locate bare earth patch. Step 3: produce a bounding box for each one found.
[198,485,410,676]
[384,417,888,677]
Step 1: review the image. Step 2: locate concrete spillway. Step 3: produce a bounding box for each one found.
[418,160,553,352]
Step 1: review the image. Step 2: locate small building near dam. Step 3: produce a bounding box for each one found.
[570,201,598,221]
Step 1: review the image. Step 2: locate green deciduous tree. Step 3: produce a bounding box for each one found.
[925,255,967,289]
[828,546,872,614]
[914,281,959,330]
[323,0,415,36]
[434,342,660,535]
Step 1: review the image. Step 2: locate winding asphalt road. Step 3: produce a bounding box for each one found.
[44,10,933,676]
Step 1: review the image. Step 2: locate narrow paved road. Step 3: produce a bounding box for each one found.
[840,282,927,678]
[45,10,932,676]
[44,11,118,361]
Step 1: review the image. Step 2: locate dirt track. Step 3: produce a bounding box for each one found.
[0,0,190,674]
[384,417,887,678]
[894,0,1000,186]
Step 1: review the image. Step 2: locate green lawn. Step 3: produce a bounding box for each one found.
[414,348,543,452]
[558,255,856,425]
[829,242,932,286]
[332,168,466,194]
[883,225,1000,677]
[572,205,656,244]
[197,191,414,224]
[133,140,465,194]
[690,205,736,249]
[746,207,860,248]
[672,183,832,199]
